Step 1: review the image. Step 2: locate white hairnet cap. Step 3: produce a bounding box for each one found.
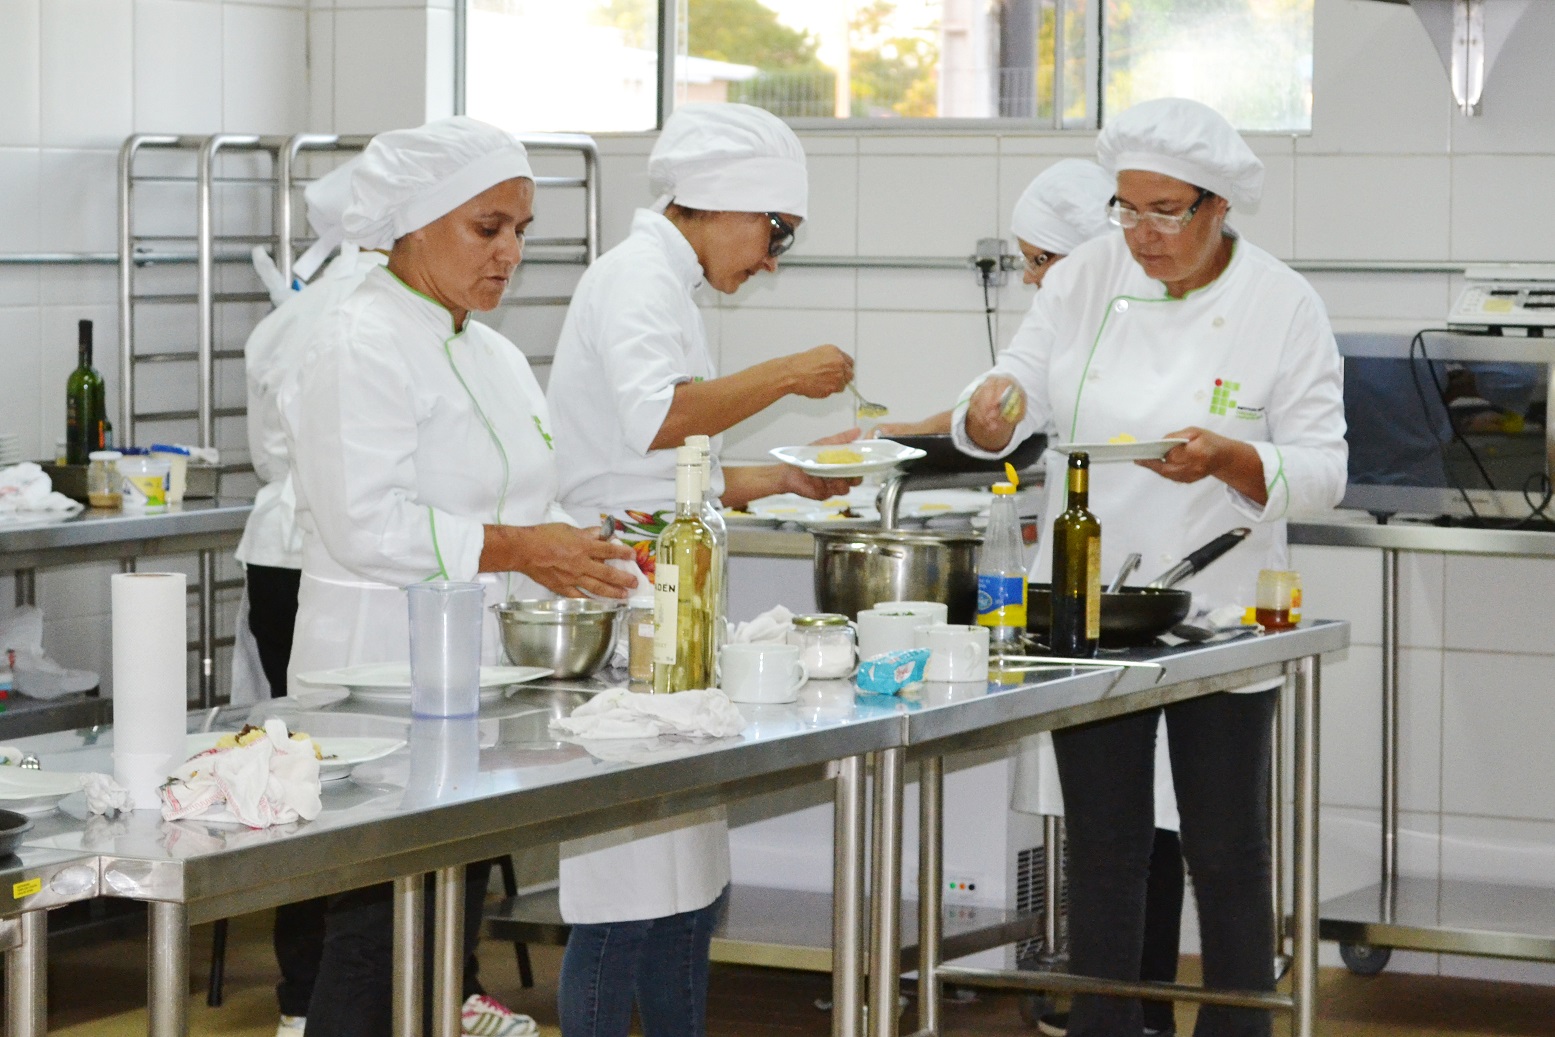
[648,103,808,219]
[1009,160,1114,255]
[1097,98,1263,214]
[342,117,534,250]
[292,156,362,282]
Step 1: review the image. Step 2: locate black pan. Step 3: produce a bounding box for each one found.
[0,809,34,857]
[1026,528,1251,647]
[889,433,1047,477]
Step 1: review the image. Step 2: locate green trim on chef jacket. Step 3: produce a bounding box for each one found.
[1265,447,1290,520]
[428,508,450,580]
[385,267,467,336]
[441,333,511,526]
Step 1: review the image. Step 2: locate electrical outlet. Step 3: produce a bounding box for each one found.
[974,237,1007,287]
[943,872,984,903]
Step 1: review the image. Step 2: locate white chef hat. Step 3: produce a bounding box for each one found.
[291,156,361,282]
[1097,98,1264,214]
[342,116,534,250]
[648,103,808,219]
[1009,159,1115,255]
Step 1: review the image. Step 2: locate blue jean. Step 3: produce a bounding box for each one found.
[558,886,729,1037]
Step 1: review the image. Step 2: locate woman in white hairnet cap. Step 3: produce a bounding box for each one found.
[544,102,851,1037]
[954,99,1346,1037]
[280,116,633,1037]
[874,158,1115,438]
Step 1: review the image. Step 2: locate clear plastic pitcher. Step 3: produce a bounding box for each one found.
[406,581,484,718]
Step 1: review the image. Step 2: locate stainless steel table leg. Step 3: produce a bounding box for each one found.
[1380,549,1400,916]
[1042,815,1061,962]
[6,910,46,1037]
[833,754,866,1037]
[869,747,904,1037]
[148,901,188,1037]
[433,866,465,1037]
[14,569,34,608]
[1272,668,1287,949]
[1292,655,1321,1037]
[393,875,425,1037]
[917,756,944,1037]
[198,549,217,708]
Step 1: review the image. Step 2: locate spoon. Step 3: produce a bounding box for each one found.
[1107,553,1142,593]
[847,382,889,419]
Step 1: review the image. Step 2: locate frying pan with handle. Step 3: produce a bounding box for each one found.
[1026,528,1251,647]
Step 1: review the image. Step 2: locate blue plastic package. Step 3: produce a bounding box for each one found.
[855,648,930,695]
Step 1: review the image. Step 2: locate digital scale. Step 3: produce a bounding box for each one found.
[1448,264,1555,331]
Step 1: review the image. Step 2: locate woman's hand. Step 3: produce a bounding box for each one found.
[784,345,855,399]
[964,377,1022,452]
[1136,426,1268,505]
[872,412,952,437]
[783,465,858,501]
[480,523,639,599]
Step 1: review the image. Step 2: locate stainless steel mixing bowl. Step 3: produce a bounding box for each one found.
[491,599,623,678]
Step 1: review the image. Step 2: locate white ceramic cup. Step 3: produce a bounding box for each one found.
[916,623,990,682]
[882,600,950,625]
[719,643,807,704]
[856,607,933,659]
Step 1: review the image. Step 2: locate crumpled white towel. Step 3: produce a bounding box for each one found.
[549,688,746,740]
[0,463,83,521]
[83,773,133,816]
[160,718,322,828]
[729,605,793,645]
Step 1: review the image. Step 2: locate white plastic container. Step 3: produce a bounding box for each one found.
[119,456,172,511]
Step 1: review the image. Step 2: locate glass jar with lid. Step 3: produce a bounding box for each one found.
[86,450,123,509]
[787,613,857,679]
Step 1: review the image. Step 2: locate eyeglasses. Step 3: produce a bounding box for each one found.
[765,212,796,257]
[1024,250,1060,276]
[1107,189,1213,235]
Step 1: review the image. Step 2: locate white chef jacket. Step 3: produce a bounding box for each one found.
[548,209,730,926]
[957,231,1345,822]
[280,265,569,691]
[547,208,725,524]
[236,248,388,571]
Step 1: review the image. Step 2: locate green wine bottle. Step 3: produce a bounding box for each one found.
[652,447,718,693]
[1050,451,1101,658]
[65,320,106,464]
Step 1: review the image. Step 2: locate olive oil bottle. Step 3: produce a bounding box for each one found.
[652,447,719,692]
[65,320,106,464]
[1050,451,1101,658]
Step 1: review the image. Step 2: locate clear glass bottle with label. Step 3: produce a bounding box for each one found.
[652,447,718,693]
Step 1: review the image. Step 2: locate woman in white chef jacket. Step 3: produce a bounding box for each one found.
[545,103,852,1037]
[955,99,1346,1037]
[282,117,636,1037]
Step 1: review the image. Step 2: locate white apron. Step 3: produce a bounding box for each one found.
[282,266,568,690]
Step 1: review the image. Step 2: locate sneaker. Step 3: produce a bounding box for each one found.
[275,1016,306,1037]
[1037,1011,1068,1037]
[461,994,538,1037]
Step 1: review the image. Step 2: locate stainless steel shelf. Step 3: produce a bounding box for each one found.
[1321,877,1555,961]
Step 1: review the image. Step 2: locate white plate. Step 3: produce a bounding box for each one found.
[295,664,553,705]
[1049,439,1188,463]
[0,769,85,814]
[185,734,407,782]
[768,440,927,479]
[719,510,783,529]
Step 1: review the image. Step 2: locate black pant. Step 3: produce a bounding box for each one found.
[247,563,302,700]
[247,563,328,1016]
[1139,828,1185,1033]
[303,862,492,1037]
[1053,690,1276,1037]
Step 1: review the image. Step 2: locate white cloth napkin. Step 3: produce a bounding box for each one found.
[82,773,133,816]
[0,463,83,521]
[729,605,794,644]
[549,688,747,740]
[160,718,322,828]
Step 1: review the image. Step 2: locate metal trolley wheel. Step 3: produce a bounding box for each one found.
[1339,942,1392,976]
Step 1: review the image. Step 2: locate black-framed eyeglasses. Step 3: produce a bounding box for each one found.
[765,212,796,257]
[1107,188,1214,235]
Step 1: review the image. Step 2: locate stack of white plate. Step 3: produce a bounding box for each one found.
[0,434,21,467]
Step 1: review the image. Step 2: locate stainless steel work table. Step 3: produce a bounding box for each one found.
[0,500,253,712]
[0,846,102,1037]
[1288,515,1555,977]
[874,621,1349,1037]
[16,684,909,1037]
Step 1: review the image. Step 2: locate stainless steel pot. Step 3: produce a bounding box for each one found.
[811,527,981,623]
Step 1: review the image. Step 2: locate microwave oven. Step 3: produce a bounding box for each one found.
[1338,331,1555,520]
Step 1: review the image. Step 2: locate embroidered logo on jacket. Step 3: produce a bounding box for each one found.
[1209,379,1265,421]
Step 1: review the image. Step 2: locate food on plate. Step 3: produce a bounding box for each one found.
[917,503,952,512]
[814,447,866,465]
[213,724,325,759]
[1108,433,1138,444]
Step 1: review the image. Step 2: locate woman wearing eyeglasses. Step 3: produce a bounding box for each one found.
[956,99,1346,1037]
[545,103,853,1037]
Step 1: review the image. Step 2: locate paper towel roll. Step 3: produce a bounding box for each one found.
[112,572,188,809]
